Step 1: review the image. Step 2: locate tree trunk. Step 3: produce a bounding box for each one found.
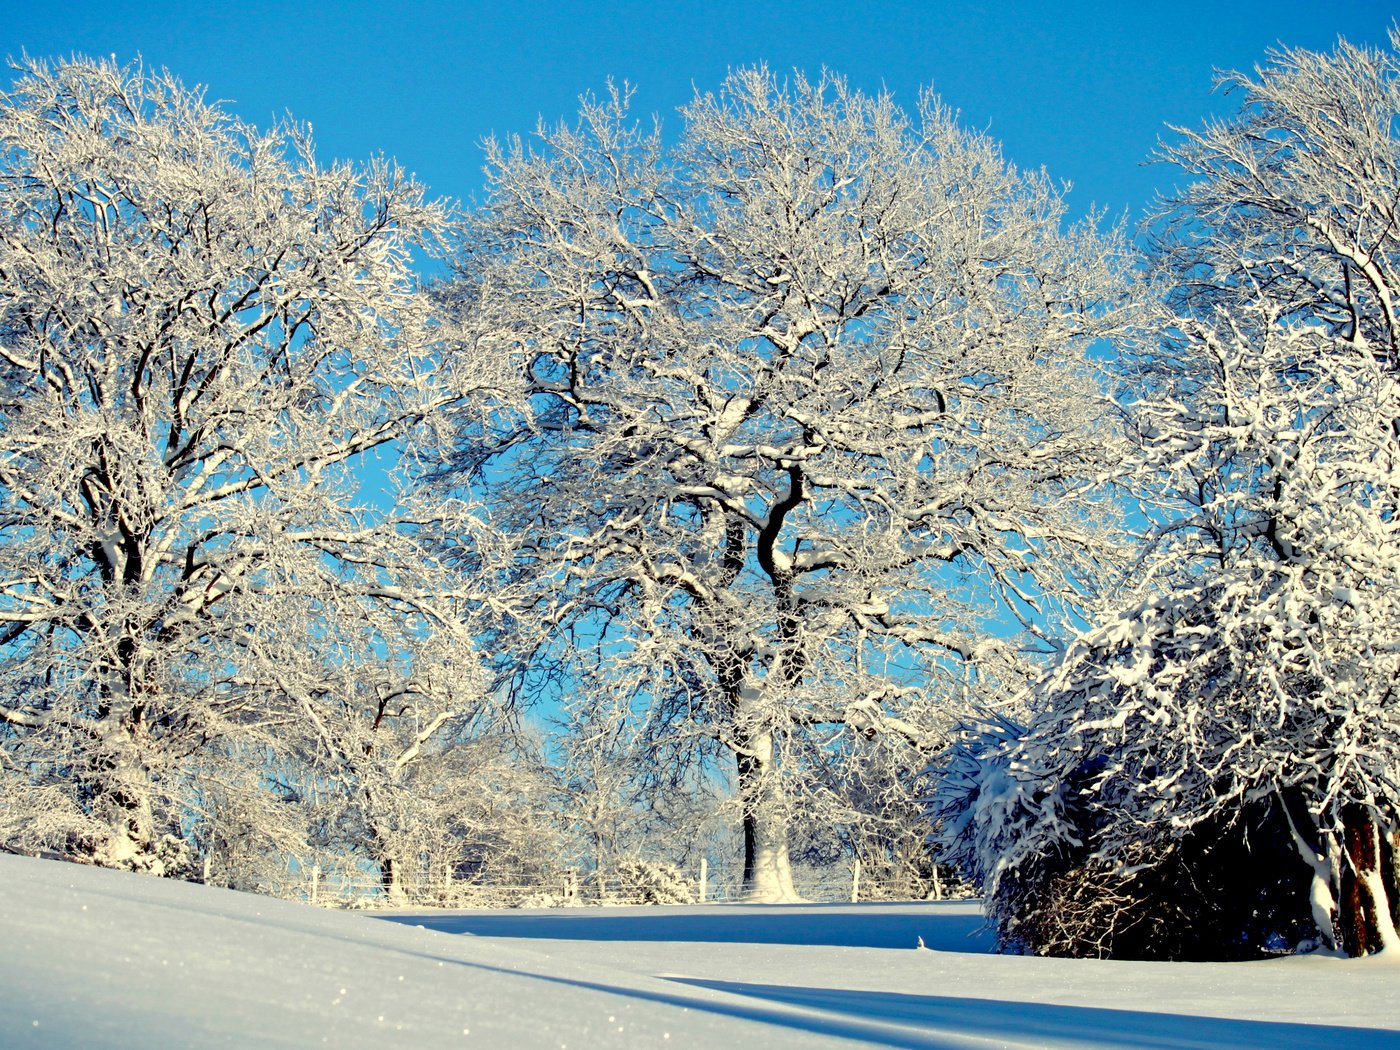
[378,852,409,906]
[1277,788,1339,951]
[84,625,165,873]
[1336,803,1400,956]
[97,781,159,872]
[735,729,801,903]
[85,708,163,873]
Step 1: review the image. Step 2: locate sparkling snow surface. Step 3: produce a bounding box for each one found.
[3,855,1398,1048]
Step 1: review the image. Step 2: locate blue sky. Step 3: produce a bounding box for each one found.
[3,1,1391,224]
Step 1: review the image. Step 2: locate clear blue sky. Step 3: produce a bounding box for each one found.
[2,2,1391,222]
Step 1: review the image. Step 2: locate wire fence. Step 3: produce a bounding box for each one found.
[6,842,962,910]
[282,856,962,910]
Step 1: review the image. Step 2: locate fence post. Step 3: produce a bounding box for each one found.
[310,862,320,906]
[851,858,861,903]
[202,852,211,886]
[699,857,708,904]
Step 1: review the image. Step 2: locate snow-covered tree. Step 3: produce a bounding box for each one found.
[435,68,1132,901]
[0,57,501,876]
[934,310,1400,957]
[548,690,729,893]
[309,728,575,906]
[1153,29,1400,366]
[933,31,1400,957]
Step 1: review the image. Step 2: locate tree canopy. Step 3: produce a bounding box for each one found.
[434,68,1132,901]
[0,57,499,886]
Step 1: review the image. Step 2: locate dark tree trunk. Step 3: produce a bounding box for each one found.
[1337,803,1400,955]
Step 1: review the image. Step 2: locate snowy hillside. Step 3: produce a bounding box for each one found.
[2,854,1397,1048]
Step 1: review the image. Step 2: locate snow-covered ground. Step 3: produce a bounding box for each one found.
[2,854,1397,1049]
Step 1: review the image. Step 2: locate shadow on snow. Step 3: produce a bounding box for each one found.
[660,978,1396,1050]
[375,900,992,952]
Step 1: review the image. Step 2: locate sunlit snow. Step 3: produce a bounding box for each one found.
[3,855,1398,1048]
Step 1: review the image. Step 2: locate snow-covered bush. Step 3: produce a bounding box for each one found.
[933,307,1400,958]
[513,891,568,909]
[933,710,1318,958]
[611,858,695,905]
[933,27,1400,962]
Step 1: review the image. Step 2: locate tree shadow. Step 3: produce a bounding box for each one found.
[661,977,1399,1049]
[376,901,993,951]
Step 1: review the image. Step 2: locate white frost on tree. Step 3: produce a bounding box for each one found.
[0,57,504,879]
[435,68,1132,901]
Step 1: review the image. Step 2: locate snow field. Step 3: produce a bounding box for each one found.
[2,854,1398,1049]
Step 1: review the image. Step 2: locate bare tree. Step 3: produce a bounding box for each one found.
[0,57,501,876]
[435,68,1132,901]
